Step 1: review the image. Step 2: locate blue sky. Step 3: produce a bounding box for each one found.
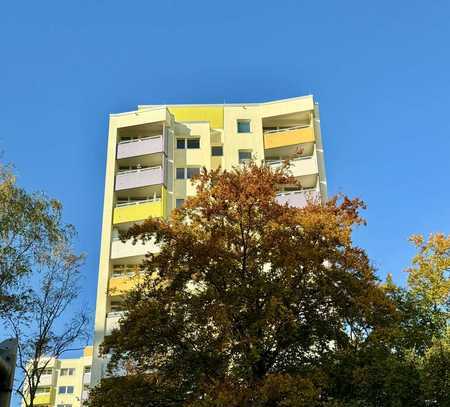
[1,0,449,366]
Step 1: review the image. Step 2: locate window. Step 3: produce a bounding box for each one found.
[177,138,200,149]
[176,199,185,209]
[57,404,72,407]
[211,146,223,156]
[176,168,185,179]
[36,387,51,394]
[67,386,74,394]
[186,167,200,179]
[84,366,91,373]
[58,386,67,394]
[238,151,252,163]
[237,120,251,133]
[176,139,186,149]
[187,138,200,149]
[60,368,75,376]
[176,168,200,179]
[39,368,52,375]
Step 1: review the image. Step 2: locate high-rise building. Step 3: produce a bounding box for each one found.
[90,95,327,386]
[21,346,92,407]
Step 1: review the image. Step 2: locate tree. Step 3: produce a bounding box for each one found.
[6,241,90,407]
[88,163,395,406]
[0,164,71,314]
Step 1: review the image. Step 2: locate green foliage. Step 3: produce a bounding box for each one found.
[0,164,74,313]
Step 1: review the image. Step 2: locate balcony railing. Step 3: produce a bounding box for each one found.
[266,147,318,178]
[264,125,315,150]
[83,372,91,385]
[105,311,126,335]
[115,165,163,191]
[117,135,164,160]
[276,189,320,208]
[113,198,164,224]
[110,236,159,259]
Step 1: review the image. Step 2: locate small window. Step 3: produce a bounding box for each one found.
[58,386,67,394]
[237,120,251,133]
[176,168,185,180]
[176,199,185,209]
[238,151,252,163]
[176,139,186,149]
[60,368,68,376]
[84,366,91,373]
[68,368,75,376]
[211,146,223,156]
[67,386,74,394]
[186,167,200,179]
[187,138,200,149]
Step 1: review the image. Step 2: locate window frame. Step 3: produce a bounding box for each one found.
[237,119,251,134]
[211,146,223,156]
[186,167,200,179]
[238,150,252,163]
[176,139,186,149]
[186,138,200,149]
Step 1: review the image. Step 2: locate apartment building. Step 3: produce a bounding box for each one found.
[90,95,327,386]
[21,346,92,407]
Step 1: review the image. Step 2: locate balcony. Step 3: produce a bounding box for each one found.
[113,198,164,224]
[276,189,320,208]
[109,273,142,295]
[117,135,164,160]
[38,374,54,386]
[81,390,90,401]
[110,236,158,259]
[115,166,163,191]
[264,125,315,150]
[267,147,318,178]
[83,372,91,385]
[105,311,125,335]
[33,389,55,405]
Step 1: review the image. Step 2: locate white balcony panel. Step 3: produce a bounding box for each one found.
[115,166,163,191]
[105,312,125,336]
[276,189,320,208]
[117,135,164,160]
[267,147,318,178]
[110,238,159,260]
[38,374,54,386]
[83,372,91,385]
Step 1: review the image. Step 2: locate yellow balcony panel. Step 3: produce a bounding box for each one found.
[34,389,55,405]
[264,126,315,150]
[109,274,142,295]
[113,200,163,224]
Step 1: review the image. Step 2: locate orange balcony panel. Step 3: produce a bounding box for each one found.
[264,126,315,150]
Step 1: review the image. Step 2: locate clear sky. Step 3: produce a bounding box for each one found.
[1,0,449,367]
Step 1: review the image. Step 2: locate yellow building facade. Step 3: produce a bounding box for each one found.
[90,95,328,385]
[21,347,92,407]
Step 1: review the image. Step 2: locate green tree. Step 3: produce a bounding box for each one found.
[88,163,395,406]
[0,164,72,314]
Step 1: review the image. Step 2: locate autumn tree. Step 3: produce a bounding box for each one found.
[88,163,396,406]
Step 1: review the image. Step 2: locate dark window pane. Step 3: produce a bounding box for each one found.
[186,167,200,179]
[239,151,252,162]
[211,146,223,156]
[176,199,185,209]
[176,139,186,149]
[187,138,200,149]
[237,120,251,133]
[176,168,185,179]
